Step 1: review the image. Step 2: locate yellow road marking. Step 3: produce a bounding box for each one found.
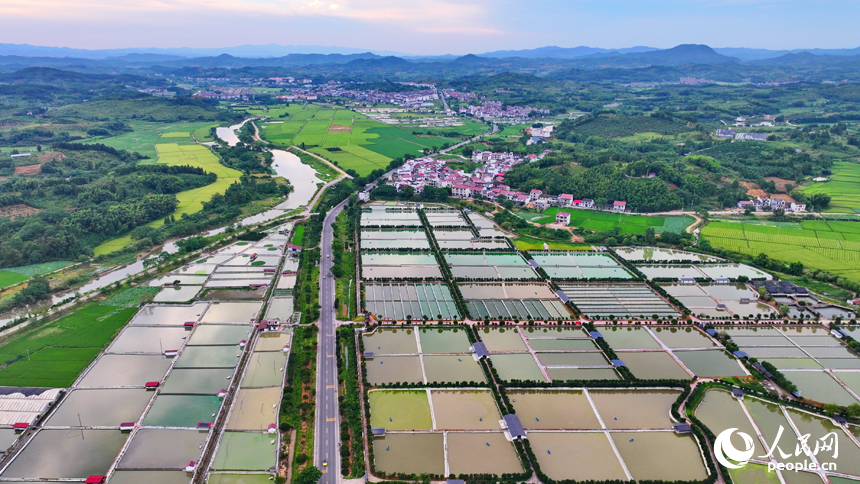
[326,385,335,389]
[327,417,336,421]
[327,354,334,357]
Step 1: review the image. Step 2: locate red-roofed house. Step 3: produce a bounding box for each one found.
[529,189,543,201]
[556,212,571,225]
[572,199,583,207]
[559,194,574,207]
[613,201,627,212]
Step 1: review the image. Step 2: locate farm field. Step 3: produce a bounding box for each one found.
[0,271,28,288]
[533,208,693,235]
[148,144,241,223]
[4,261,72,277]
[94,143,242,255]
[0,304,137,387]
[257,105,451,174]
[800,161,860,213]
[701,219,860,282]
[310,145,392,176]
[87,121,219,159]
[512,235,590,251]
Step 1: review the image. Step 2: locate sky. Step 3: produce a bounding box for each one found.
[1,0,858,55]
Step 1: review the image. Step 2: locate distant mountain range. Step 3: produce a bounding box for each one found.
[0,43,408,59]
[2,42,860,62]
[2,43,860,83]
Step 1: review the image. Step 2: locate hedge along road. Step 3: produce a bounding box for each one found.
[93,143,242,256]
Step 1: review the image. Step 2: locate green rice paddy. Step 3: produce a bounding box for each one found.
[0,304,137,387]
[0,271,29,288]
[258,105,452,175]
[292,225,305,246]
[535,208,693,235]
[701,219,860,282]
[800,161,860,213]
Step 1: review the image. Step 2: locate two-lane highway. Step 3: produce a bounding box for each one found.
[315,198,349,483]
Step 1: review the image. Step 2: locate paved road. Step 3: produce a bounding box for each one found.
[315,198,350,483]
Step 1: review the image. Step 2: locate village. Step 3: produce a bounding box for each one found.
[383,149,629,214]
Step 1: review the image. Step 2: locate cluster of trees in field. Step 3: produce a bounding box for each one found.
[493,209,570,241]
[216,143,273,174]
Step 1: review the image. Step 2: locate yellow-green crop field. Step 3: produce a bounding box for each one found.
[149,143,242,225]
[87,121,219,159]
[702,219,860,282]
[94,143,241,255]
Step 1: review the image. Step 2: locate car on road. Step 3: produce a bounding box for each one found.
[323,460,328,467]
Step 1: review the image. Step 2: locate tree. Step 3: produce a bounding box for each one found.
[823,403,840,415]
[294,465,323,484]
[810,193,832,211]
[645,227,656,244]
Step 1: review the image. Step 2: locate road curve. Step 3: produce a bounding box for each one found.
[315,198,350,483]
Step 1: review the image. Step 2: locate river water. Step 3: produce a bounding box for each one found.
[215,120,249,147]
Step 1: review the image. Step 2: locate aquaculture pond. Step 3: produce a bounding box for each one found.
[142,394,223,427]
[117,428,207,469]
[201,302,262,323]
[78,354,172,387]
[1,429,127,479]
[211,431,277,471]
[45,388,152,427]
[107,326,189,354]
[130,303,208,326]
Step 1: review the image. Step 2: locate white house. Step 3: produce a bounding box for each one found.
[613,201,627,212]
[556,212,571,225]
[452,184,473,199]
[770,198,786,211]
[558,194,574,207]
[529,189,543,201]
[790,203,807,212]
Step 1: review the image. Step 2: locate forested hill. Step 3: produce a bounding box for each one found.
[0,144,213,266]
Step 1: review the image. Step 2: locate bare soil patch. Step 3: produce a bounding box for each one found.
[38,151,65,163]
[741,181,767,198]
[0,204,40,220]
[13,164,41,175]
[328,124,352,133]
[765,177,796,191]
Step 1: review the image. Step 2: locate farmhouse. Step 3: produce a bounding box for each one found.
[613,201,627,212]
[555,212,571,225]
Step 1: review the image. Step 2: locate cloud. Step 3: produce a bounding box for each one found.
[0,0,503,34]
